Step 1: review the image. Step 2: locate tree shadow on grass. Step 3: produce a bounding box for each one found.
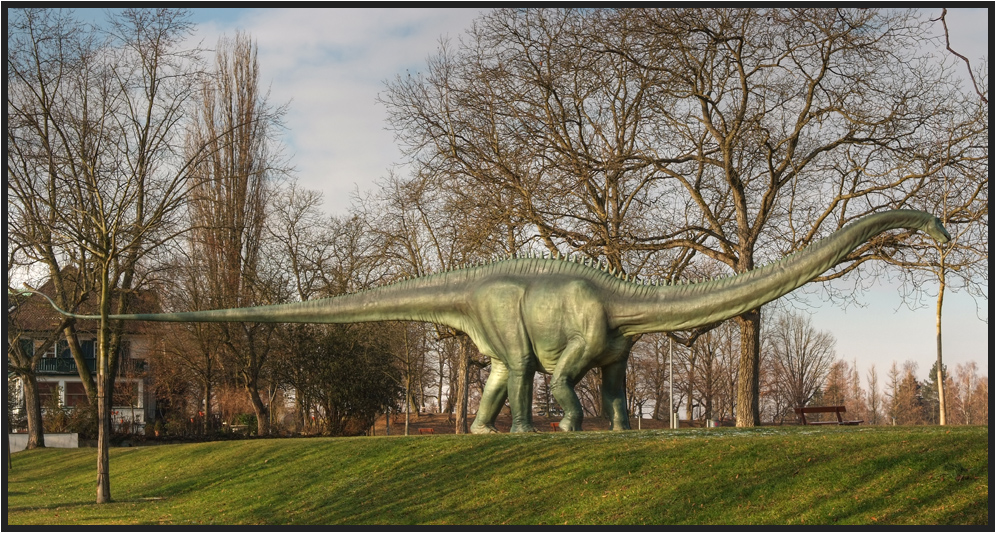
[8,427,986,525]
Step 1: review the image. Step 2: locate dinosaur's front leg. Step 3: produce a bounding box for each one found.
[601,359,631,430]
[471,359,508,434]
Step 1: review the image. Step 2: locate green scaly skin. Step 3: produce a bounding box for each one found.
[38,210,949,433]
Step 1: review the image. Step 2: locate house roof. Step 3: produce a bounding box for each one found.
[9,268,162,335]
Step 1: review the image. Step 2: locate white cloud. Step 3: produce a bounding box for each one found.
[190,8,485,213]
[190,8,990,216]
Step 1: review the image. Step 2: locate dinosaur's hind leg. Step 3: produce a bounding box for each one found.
[601,359,631,430]
[550,338,591,431]
[471,359,508,434]
[507,360,538,433]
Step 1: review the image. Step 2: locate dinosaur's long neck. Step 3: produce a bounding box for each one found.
[611,210,941,334]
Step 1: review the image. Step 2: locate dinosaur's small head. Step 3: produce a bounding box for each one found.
[925,216,951,244]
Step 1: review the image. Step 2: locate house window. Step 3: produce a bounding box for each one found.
[37,382,60,407]
[65,382,88,407]
[43,339,95,359]
[42,341,58,358]
[18,339,34,357]
[113,381,140,407]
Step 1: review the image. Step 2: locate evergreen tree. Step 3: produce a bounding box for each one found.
[921,361,948,425]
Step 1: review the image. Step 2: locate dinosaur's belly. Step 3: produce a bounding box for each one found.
[521,277,618,373]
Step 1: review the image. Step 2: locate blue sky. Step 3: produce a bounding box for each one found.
[83,8,991,383]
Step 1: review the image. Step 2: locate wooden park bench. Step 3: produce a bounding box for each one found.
[418,428,435,435]
[794,405,863,426]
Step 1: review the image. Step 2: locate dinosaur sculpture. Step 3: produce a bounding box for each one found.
[38,210,949,433]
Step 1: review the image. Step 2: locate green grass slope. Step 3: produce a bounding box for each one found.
[6,425,988,526]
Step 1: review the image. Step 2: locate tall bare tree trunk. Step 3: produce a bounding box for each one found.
[735,309,762,427]
[936,262,947,426]
[10,7,202,506]
[96,367,112,503]
[404,374,411,436]
[244,375,270,436]
[437,355,445,414]
[21,375,45,449]
[203,365,213,435]
[186,33,284,438]
[96,271,113,504]
[454,337,471,434]
[684,347,697,422]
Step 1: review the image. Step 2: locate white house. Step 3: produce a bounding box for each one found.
[9,274,159,434]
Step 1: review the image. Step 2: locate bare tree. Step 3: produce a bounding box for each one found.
[767,310,837,416]
[183,32,288,435]
[681,319,739,422]
[888,361,926,426]
[382,9,980,427]
[887,162,988,426]
[8,8,105,417]
[951,361,987,425]
[266,184,338,302]
[390,322,434,434]
[678,339,698,423]
[845,359,868,425]
[625,338,663,424]
[617,8,982,426]
[8,8,202,502]
[866,365,882,425]
[628,334,672,422]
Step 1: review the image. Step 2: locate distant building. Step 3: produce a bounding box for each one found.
[8,271,160,434]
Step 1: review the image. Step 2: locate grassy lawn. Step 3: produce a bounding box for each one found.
[6,425,988,526]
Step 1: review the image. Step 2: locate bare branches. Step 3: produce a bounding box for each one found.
[8,7,205,503]
[934,8,988,105]
[767,310,838,410]
[179,31,292,437]
[381,8,985,427]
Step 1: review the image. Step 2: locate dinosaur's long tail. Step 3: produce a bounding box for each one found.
[24,275,475,332]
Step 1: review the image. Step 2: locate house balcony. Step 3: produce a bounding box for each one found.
[36,357,147,376]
